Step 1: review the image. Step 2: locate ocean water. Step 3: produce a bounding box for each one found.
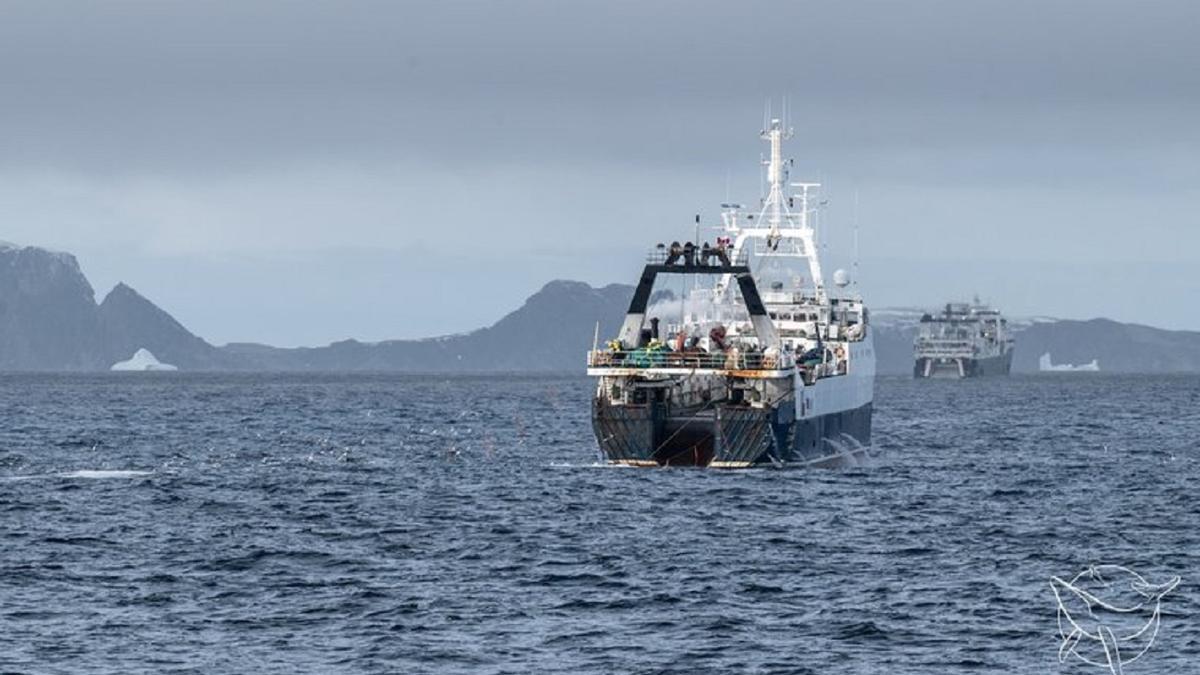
[1,373,1196,674]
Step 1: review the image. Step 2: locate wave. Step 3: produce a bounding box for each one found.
[58,469,154,479]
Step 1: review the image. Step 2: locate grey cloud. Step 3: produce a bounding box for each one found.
[0,1,1197,344]
[3,0,1197,173]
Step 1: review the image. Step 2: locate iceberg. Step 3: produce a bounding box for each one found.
[111,348,178,371]
[1039,352,1100,372]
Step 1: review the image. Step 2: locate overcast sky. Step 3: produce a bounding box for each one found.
[2,1,1197,346]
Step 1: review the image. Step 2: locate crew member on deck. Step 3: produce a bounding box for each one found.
[709,324,728,352]
[665,241,682,265]
[715,237,732,266]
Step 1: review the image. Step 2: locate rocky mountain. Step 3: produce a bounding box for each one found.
[219,280,633,372]
[224,287,1200,374]
[98,283,236,370]
[0,243,109,370]
[0,243,230,371]
[4,241,1200,373]
[1011,319,1200,373]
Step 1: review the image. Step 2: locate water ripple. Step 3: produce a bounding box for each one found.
[0,373,1195,673]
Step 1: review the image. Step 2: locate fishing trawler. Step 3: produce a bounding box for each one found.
[585,119,875,468]
[913,301,1014,378]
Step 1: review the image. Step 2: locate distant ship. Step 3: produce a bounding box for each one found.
[913,301,1014,378]
[1039,353,1100,372]
[585,118,875,468]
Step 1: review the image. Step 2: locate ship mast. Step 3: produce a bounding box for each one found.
[761,118,792,242]
[719,117,827,303]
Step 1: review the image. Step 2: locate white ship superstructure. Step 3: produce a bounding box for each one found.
[913,301,1014,378]
[585,119,875,468]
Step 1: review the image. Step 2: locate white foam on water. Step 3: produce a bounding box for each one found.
[58,469,155,479]
[547,461,637,469]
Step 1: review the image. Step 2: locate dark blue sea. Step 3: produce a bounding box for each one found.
[1,374,1196,674]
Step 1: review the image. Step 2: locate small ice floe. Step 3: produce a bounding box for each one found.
[1039,352,1100,372]
[59,469,154,479]
[110,348,178,372]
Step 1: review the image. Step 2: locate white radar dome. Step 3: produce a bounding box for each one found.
[833,268,851,288]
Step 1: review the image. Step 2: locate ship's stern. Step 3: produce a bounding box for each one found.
[591,394,790,468]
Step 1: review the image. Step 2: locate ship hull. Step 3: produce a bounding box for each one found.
[592,330,875,469]
[913,351,1012,379]
[591,398,873,469]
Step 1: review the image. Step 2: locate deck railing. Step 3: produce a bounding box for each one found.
[644,247,749,267]
[914,339,976,358]
[588,349,793,371]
